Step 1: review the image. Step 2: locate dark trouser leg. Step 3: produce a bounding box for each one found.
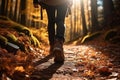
[46,6,56,46]
[46,6,56,54]
[53,4,67,63]
[55,4,67,42]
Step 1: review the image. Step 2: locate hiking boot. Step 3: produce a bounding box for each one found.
[53,39,65,63]
[49,44,54,55]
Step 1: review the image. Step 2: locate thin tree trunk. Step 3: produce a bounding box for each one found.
[9,0,14,19]
[3,0,9,16]
[14,0,20,22]
[13,0,18,21]
[0,0,5,15]
[87,0,91,31]
[74,1,77,38]
[20,0,27,25]
[80,0,87,35]
[91,0,98,32]
[70,9,74,40]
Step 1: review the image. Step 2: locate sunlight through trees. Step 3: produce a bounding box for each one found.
[0,0,117,42]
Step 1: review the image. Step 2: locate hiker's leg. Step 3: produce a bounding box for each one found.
[46,6,56,54]
[53,4,67,63]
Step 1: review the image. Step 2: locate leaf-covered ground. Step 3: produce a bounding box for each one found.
[0,17,120,80]
[31,26,120,80]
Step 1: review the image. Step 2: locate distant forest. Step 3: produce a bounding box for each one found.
[0,0,119,41]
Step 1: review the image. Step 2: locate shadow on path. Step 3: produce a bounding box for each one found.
[31,55,63,80]
[33,55,53,66]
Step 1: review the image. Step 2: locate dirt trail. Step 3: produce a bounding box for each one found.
[31,43,120,80]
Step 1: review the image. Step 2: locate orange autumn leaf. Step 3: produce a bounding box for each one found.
[15,66,25,72]
[84,70,95,77]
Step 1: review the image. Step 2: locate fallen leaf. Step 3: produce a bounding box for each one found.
[98,66,112,76]
[15,66,25,72]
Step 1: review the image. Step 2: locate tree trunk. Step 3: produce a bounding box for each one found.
[5,0,9,16]
[80,0,87,35]
[91,0,98,32]
[0,0,5,15]
[20,0,27,25]
[103,0,114,26]
[14,0,20,22]
[9,0,14,19]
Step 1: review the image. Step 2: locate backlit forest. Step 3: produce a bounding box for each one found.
[0,0,119,41]
[0,0,120,80]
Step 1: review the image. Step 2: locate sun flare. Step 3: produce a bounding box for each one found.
[73,0,80,5]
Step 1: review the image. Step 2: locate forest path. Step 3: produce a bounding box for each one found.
[31,43,120,80]
[32,45,83,80]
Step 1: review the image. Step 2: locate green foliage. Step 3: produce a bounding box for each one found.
[12,25,23,32]
[22,27,33,36]
[6,33,18,43]
[0,35,8,45]
[5,34,27,51]
[81,31,101,43]
[5,34,26,51]
[30,35,41,47]
[5,33,27,51]
[104,29,117,41]
[0,16,10,20]
[12,25,33,36]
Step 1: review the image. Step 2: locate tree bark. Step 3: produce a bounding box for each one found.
[80,0,87,35]
[20,0,27,25]
[91,0,98,32]
[14,0,20,22]
[0,0,5,15]
[103,0,114,26]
